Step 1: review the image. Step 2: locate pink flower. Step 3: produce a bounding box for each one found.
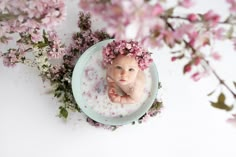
[126,43,132,49]
[174,24,194,41]
[179,0,194,8]
[194,57,201,65]
[163,30,175,47]
[203,10,220,26]
[213,28,225,40]
[0,0,66,45]
[187,31,198,48]
[171,56,177,62]
[226,0,236,12]
[2,49,18,67]
[187,13,198,22]
[211,52,221,60]
[227,114,236,127]
[47,45,65,59]
[45,31,65,58]
[183,64,192,73]
[152,4,164,16]
[29,28,43,43]
[191,72,201,81]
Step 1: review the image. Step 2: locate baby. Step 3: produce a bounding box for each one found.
[102,40,153,104]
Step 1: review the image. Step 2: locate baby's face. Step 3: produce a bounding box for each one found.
[109,55,139,85]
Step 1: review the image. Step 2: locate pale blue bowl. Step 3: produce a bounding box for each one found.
[72,39,159,125]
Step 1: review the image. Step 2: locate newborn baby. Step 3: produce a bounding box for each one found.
[102,40,153,104]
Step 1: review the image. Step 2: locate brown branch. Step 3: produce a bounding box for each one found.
[165,18,236,98]
[165,15,236,25]
[202,59,236,98]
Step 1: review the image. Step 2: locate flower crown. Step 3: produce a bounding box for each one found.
[102,40,153,70]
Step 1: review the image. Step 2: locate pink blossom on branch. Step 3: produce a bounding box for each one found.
[213,28,225,40]
[183,63,192,73]
[179,0,195,8]
[152,4,164,16]
[187,13,199,22]
[79,0,167,47]
[226,0,236,12]
[211,52,221,61]
[0,0,66,44]
[203,10,220,27]
[191,72,201,81]
[227,114,236,127]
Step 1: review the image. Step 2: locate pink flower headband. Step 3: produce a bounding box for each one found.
[102,40,153,70]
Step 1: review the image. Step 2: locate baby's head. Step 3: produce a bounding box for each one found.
[102,40,153,85]
[108,54,139,85]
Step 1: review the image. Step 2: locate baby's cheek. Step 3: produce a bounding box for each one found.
[113,70,120,77]
[131,72,138,80]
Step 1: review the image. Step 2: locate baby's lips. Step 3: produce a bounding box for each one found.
[119,79,126,82]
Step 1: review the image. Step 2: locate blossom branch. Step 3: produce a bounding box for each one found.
[165,19,236,99]
[165,15,236,25]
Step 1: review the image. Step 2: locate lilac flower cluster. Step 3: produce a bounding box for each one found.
[2,49,18,67]
[46,30,66,59]
[102,40,153,70]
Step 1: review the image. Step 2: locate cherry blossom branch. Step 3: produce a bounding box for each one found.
[203,59,236,98]
[165,19,236,98]
[166,15,236,25]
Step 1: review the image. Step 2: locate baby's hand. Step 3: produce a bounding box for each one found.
[106,76,114,83]
[108,87,121,103]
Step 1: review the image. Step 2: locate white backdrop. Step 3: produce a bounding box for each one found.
[1,0,236,157]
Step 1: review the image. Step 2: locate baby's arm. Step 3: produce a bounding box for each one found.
[107,76,136,104]
[108,87,136,104]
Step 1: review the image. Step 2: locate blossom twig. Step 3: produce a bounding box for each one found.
[165,19,236,98]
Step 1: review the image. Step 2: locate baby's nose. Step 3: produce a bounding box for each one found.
[121,70,126,76]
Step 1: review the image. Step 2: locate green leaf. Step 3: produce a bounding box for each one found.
[36,42,48,48]
[218,93,225,103]
[59,107,68,119]
[210,93,233,111]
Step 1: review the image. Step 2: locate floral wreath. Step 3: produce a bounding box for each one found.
[102,40,153,70]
